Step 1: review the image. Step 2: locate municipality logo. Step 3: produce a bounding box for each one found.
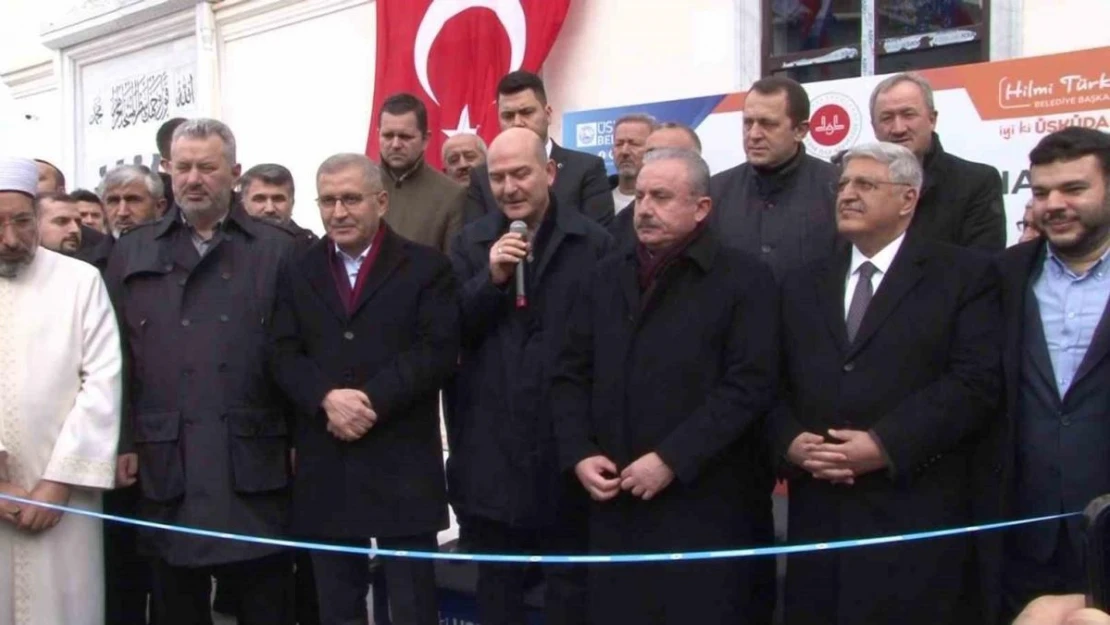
[805,92,862,159]
[576,122,599,147]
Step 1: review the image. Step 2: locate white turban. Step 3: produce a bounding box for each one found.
[0,156,38,197]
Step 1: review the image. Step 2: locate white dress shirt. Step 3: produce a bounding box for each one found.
[545,137,554,159]
[843,232,906,319]
[335,243,372,287]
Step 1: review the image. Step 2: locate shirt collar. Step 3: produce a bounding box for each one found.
[180,210,227,236]
[850,231,906,277]
[1045,243,1110,280]
[545,138,553,159]
[334,242,372,264]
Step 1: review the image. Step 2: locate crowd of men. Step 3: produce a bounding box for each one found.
[1,67,1109,625]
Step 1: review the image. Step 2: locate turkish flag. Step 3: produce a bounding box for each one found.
[367,0,572,170]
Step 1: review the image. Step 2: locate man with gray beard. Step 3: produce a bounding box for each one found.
[106,119,297,625]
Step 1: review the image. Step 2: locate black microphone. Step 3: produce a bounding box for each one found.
[510,220,528,308]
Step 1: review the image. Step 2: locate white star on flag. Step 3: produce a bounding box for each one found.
[442,105,480,138]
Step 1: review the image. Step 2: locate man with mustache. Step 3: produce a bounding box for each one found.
[552,148,778,624]
[870,72,1005,251]
[0,155,123,625]
[772,142,1001,625]
[34,158,115,273]
[608,114,656,213]
[240,163,318,250]
[106,118,298,625]
[442,133,487,185]
[98,164,167,239]
[377,93,466,254]
[36,193,83,256]
[448,127,611,625]
[710,76,840,282]
[72,189,109,234]
[983,127,1110,624]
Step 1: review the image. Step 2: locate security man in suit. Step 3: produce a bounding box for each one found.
[464,71,614,226]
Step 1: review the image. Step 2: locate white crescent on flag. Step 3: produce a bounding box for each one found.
[413,0,528,105]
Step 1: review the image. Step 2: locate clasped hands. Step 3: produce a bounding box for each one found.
[575,452,674,502]
[0,454,70,533]
[322,389,377,442]
[787,429,886,485]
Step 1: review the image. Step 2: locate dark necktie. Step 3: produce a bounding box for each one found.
[846,261,877,343]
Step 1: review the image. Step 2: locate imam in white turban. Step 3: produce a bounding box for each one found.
[0,156,39,197]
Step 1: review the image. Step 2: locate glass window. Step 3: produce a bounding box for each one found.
[877,0,983,39]
[770,0,862,56]
[773,61,862,84]
[876,41,983,74]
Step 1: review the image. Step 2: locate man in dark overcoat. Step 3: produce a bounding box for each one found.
[269,152,459,625]
[447,127,611,625]
[106,118,297,625]
[770,141,1001,625]
[551,147,779,624]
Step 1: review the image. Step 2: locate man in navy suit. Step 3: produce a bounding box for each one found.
[464,71,614,226]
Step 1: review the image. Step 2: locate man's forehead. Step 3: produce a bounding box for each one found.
[498,90,541,110]
[0,191,34,212]
[245,180,292,196]
[105,180,152,197]
[875,83,927,109]
[41,199,79,214]
[381,112,420,131]
[171,135,227,159]
[446,136,479,152]
[1031,155,1102,181]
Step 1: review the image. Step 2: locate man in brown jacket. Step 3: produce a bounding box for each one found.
[378,92,465,253]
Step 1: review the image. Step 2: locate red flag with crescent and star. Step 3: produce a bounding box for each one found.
[366,0,572,170]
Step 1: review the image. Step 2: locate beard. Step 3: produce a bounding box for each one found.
[0,247,36,279]
[179,187,233,223]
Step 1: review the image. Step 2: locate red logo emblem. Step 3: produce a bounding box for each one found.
[809,104,851,147]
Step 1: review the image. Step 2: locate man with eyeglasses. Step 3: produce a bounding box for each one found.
[270,153,459,625]
[1017,198,1042,244]
[772,142,1001,625]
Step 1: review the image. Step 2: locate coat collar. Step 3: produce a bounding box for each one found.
[155,200,262,240]
[303,224,406,321]
[617,223,720,315]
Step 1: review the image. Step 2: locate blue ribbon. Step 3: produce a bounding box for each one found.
[0,492,1078,563]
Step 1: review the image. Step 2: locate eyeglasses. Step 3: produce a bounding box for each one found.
[1016,220,1036,233]
[836,177,913,193]
[316,194,366,209]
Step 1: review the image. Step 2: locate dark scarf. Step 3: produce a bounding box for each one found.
[752,144,805,201]
[635,220,707,293]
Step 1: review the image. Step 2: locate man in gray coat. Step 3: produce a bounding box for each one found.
[107,118,296,625]
[709,76,840,281]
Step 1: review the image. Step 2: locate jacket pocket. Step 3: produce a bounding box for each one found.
[134,411,185,502]
[227,409,290,494]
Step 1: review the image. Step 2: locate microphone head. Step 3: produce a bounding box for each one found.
[509,220,528,237]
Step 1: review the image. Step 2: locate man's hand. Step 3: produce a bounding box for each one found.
[619,452,675,501]
[321,389,377,441]
[0,481,29,526]
[786,432,826,467]
[574,456,622,502]
[804,429,886,483]
[17,480,70,533]
[488,231,529,286]
[1014,594,1110,625]
[117,453,138,488]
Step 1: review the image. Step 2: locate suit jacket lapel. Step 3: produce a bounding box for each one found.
[349,229,404,318]
[845,237,927,360]
[1022,291,1059,398]
[304,240,348,324]
[1002,241,1052,405]
[817,243,851,354]
[549,143,572,201]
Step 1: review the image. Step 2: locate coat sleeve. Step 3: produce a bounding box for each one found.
[103,244,135,455]
[268,259,335,420]
[870,261,1003,479]
[654,263,780,484]
[362,257,461,421]
[42,271,122,490]
[958,165,1006,252]
[766,281,809,477]
[580,158,616,226]
[550,268,604,471]
[450,232,509,348]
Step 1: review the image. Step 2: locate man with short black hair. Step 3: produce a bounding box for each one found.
[36,192,83,256]
[465,71,614,225]
[377,93,465,254]
[710,76,840,282]
[241,163,318,249]
[71,189,109,233]
[869,72,1005,251]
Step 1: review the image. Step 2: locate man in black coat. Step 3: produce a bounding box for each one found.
[870,72,1005,252]
[771,142,1001,625]
[464,71,613,226]
[981,128,1110,624]
[551,147,779,624]
[239,163,318,250]
[106,119,297,625]
[709,76,840,283]
[270,153,459,625]
[448,127,611,625]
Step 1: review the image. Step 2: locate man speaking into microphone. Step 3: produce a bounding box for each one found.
[448,127,612,625]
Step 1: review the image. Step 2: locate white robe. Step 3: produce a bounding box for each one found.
[0,248,122,625]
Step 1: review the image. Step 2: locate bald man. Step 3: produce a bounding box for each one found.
[447,127,612,625]
[608,122,704,249]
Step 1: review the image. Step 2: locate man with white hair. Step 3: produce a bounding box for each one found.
[771,142,1001,624]
[442,133,487,185]
[0,155,123,625]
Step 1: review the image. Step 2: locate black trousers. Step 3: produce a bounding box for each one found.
[150,551,294,625]
[103,486,154,625]
[1001,522,1085,624]
[468,516,588,625]
[311,533,439,625]
[213,549,320,624]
